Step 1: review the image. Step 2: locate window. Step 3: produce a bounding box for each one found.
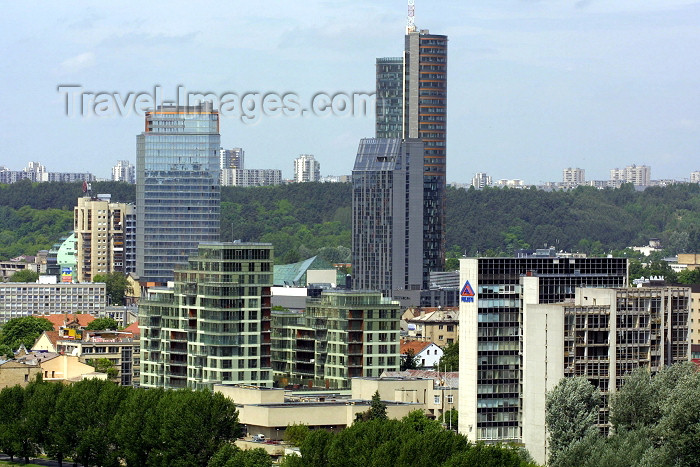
[447,395,454,404]
[438,335,444,341]
[434,395,440,404]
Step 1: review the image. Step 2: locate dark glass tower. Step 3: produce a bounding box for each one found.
[136,103,221,283]
[374,29,448,277]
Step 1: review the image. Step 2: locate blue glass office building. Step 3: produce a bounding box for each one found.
[136,103,221,283]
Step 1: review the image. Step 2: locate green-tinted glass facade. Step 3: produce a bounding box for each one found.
[136,103,221,283]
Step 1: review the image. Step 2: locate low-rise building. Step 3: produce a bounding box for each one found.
[0,282,106,324]
[400,339,443,369]
[55,330,140,386]
[405,307,458,346]
[215,374,458,440]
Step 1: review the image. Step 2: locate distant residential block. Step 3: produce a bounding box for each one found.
[293,154,320,183]
[111,160,135,183]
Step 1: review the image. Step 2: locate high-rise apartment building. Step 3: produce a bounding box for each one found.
[136,103,220,283]
[471,172,492,190]
[139,242,273,390]
[271,290,401,389]
[371,12,448,282]
[562,167,585,186]
[112,160,135,184]
[352,138,425,295]
[74,194,136,283]
[293,154,320,183]
[521,283,690,464]
[610,164,651,186]
[691,171,700,184]
[458,256,628,445]
[219,148,244,170]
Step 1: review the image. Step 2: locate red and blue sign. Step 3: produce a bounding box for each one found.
[461,280,475,303]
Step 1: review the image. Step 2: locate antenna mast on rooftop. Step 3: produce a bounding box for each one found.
[407,0,416,33]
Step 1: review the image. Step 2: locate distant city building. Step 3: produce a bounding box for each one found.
[471,172,492,190]
[74,194,136,283]
[320,175,351,183]
[494,179,524,188]
[352,138,426,295]
[271,290,401,388]
[0,162,94,184]
[691,171,700,184]
[0,282,106,324]
[221,168,282,187]
[136,103,220,283]
[405,307,458,347]
[562,167,585,186]
[400,339,443,368]
[139,242,273,390]
[111,160,135,184]
[219,147,245,171]
[293,154,320,183]
[375,57,404,139]
[610,164,651,186]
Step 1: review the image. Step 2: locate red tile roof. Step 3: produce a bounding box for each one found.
[123,322,140,336]
[40,314,95,331]
[400,339,434,356]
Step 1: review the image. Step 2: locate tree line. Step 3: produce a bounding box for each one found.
[2,181,700,263]
[0,378,249,467]
[546,362,700,467]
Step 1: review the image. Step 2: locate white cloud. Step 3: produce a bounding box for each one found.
[58,52,95,75]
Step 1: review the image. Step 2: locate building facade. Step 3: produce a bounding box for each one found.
[610,164,651,186]
[271,290,401,389]
[293,154,320,183]
[562,167,585,186]
[521,283,690,464]
[375,57,404,139]
[139,242,273,390]
[471,172,492,190]
[74,195,136,283]
[458,256,628,444]
[0,282,106,324]
[112,160,135,183]
[219,147,245,171]
[352,138,425,295]
[136,103,221,283]
[221,168,282,187]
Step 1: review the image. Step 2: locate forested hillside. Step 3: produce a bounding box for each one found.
[2,180,700,262]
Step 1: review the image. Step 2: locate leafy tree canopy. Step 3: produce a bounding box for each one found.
[93,272,133,306]
[8,269,39,283]
[0,316,53,350]
[436,342,458,371]
[85,317,119,331]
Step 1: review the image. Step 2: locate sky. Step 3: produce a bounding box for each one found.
[1,1,698,183]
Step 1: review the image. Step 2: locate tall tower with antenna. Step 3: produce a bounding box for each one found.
[407,0,416,33]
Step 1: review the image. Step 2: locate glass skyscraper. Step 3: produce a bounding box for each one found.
[136,103,221,283]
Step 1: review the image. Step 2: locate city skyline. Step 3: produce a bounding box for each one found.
[1,1,698,183]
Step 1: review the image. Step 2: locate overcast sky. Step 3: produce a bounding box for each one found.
[1,1,698,183]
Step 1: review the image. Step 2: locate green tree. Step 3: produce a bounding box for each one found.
[208,444,272,467]
[0,316,53,350]
[546,376,602,466]
[0,344,13,359]
[93,272,133,306]
[677,268,700,285]
[438,408,458,430]
[0,385,24,462]
[110,386,165,467]
[283,423,310,446]
[87,357,119,379]
[8,269,39,282]
[436,341,458,371]
[85,317,119,331]
[400,348,419,371]
[657,368,700,466]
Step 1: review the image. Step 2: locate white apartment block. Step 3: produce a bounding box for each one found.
[691,171,700,184]
[562,167,585,186]
[293,154,320,183]
[221,168,282,187]
[610,164,651,186]
[0,282,106,324]
[219,148,244,171]
[111,160,135,184]
[471,172,492,189]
